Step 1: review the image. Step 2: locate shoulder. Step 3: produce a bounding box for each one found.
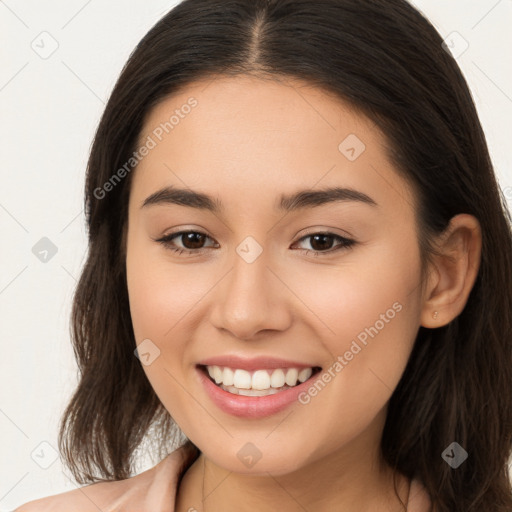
[15,441,199,512]
[407,478,433,512]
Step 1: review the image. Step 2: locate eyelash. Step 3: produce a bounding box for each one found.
[155,230,356,257]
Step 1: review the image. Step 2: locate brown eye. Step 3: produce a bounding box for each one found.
[155,230,355,257]
[156,230,218,254]
[309,234,336,251]
[294,233,355,255]
[179,232,208,249]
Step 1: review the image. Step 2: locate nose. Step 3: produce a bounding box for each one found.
[209,247,293,340]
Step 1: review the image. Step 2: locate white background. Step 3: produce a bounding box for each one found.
[1,0,511,508]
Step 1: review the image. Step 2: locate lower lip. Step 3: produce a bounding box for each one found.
[196,366,321,418]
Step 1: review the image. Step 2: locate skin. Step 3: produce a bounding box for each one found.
[124,75,481,511]
[16,74,481,511]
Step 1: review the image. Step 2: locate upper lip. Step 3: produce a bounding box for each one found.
[197,355,320,372]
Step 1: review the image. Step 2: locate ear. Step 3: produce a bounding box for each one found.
[420,213,482,328]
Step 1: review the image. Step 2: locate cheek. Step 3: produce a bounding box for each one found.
[291,238,421,385]
[126,239,208,344]
[290,238,420,342]
[125,242,201,422]
[276,270,420,473]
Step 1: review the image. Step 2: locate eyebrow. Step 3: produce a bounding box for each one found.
[141,185,378,212]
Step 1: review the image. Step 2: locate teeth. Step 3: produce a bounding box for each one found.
[223,367,234,386]
[220,384,291,396]
[252,370,271,390]
[298,367,312,382]
[213,366,223,384]
[238,387,280,396]
[285,368,298,386]
[205,365,316,391]
[270,369,285,388]
[233,369,252,389]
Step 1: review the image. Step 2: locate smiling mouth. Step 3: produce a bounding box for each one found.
[198,364,322,396]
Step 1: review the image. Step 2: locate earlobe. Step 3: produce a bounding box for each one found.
[420,213,482,328]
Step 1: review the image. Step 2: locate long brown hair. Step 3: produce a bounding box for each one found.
[58,1,512,510]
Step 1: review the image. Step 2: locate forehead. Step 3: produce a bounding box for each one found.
[130,75,414,217]
[137,74,373,154]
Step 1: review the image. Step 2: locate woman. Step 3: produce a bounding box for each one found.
[16,0,512,510]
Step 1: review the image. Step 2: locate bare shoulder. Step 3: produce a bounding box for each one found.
[15,442,199,512]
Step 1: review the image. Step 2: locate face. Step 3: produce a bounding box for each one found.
[125,75,425,475]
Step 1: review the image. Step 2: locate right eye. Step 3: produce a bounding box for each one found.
[155,230,219,255]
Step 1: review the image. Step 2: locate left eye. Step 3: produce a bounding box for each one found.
[293,232,355,254]
[155,230,355,256]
